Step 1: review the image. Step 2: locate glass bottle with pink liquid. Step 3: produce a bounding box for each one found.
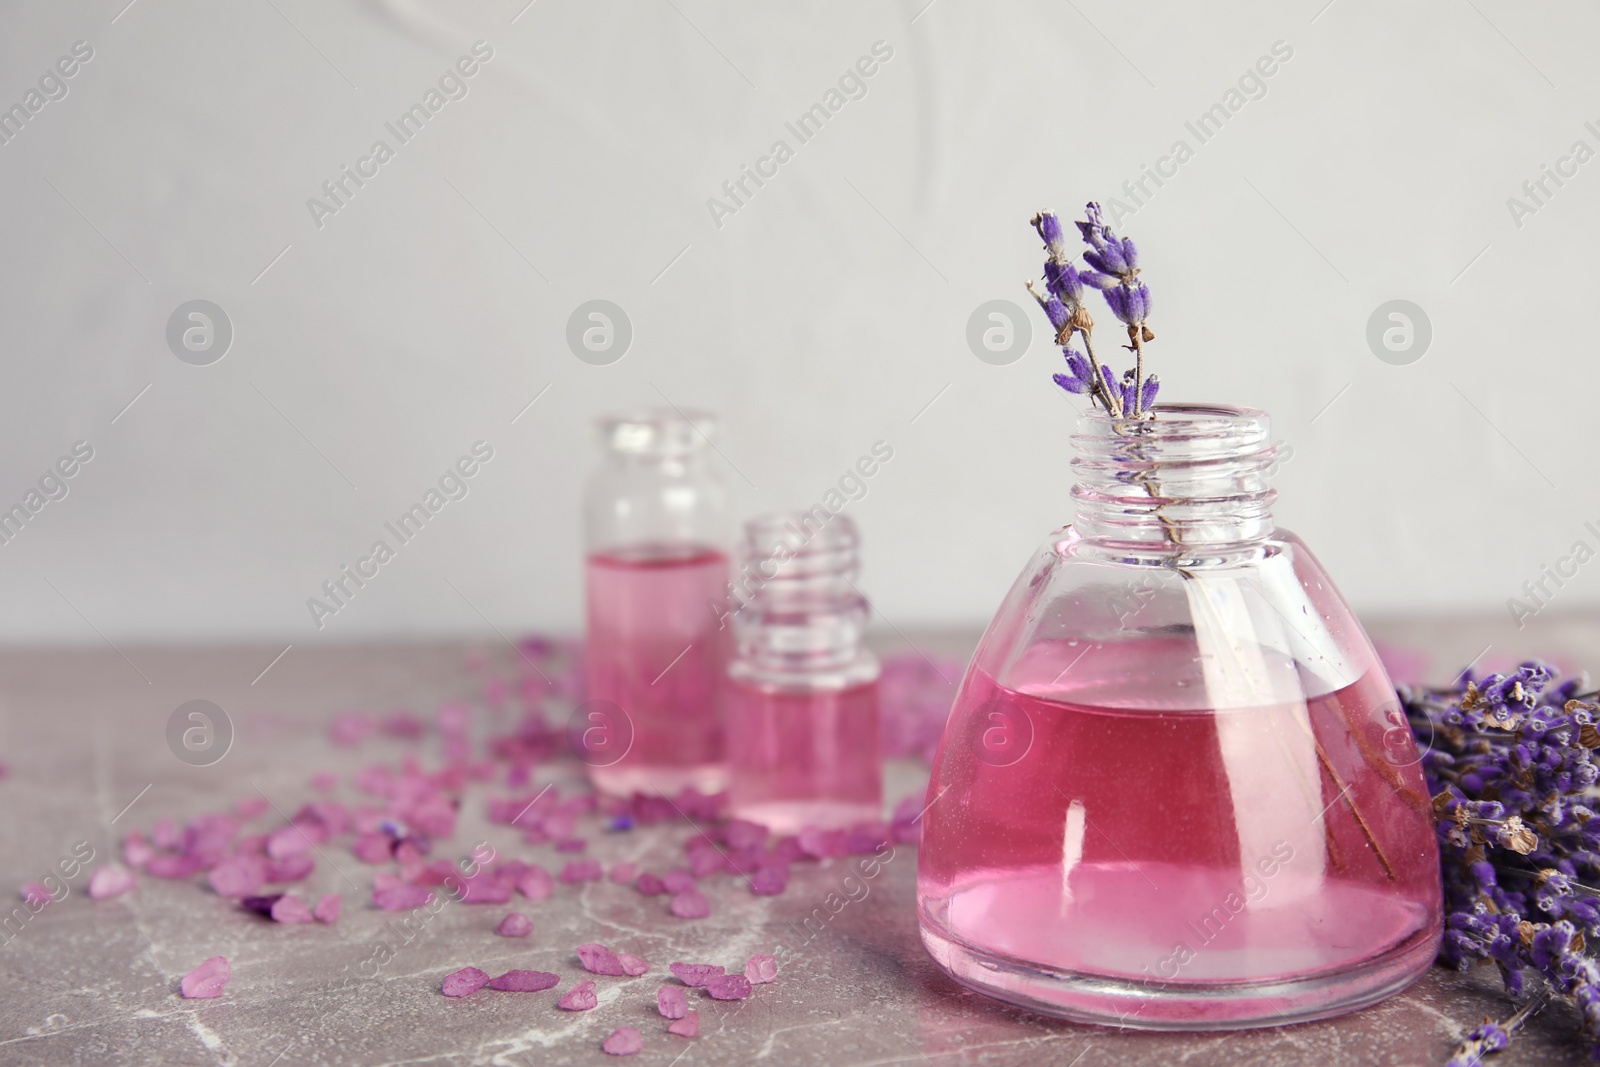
[583,409,730,796]
[917,404,1442,1029]
[725,512,881,833]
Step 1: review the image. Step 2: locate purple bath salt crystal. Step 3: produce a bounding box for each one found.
[487,969,560,992]
[669,889,710,919]
[667,1010,700,1038]
[516,866,555,900]
[373,882,434,912]
[618,952,649,976]
[602,1027,643,1056]
[609,862,637,885]
[555,837,587,853]
[559,859,603,884]
[745,954,778,984]
[557,980,598,1011]
[122,832,155,869]
[706,973,752,1000]
[20,882,52,907]
[313,894,342,924]
[724,819,768,850]
[576,942,625,975]
[657,985,688,1018]
[152,818,182,851]
[146,853,203,880]
[748,862,789,896]
[207,855,266,898]
[239,894,283,917]
[351,832,393,864]
[264,854,314,883]
[497,912,533,937]
[180,956,231,999]
[661,869,695,894]
[441,966,491,997]
[270,894,314,924]
[87,866,135,900]
[266,826,313,859]
[668,962,723,987]
[456,874,513,904]
[687,847,729,878]
[635,872,666,897]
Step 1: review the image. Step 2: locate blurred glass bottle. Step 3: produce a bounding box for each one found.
[583,409,730,795]
[726,512,881,832]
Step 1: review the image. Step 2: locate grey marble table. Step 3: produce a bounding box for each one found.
[0,615,1595,1066]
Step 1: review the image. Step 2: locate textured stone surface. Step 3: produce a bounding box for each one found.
[0,623,1592,1065]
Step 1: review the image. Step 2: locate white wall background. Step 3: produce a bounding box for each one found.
[0,0,1594,645]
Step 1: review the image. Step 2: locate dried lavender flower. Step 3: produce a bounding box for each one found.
[1027,203,1158,418]
[1403,661,1600,1061]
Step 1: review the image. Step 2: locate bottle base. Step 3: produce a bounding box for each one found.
[588,762,727,798]
[728,798,881,834]
[917,916,1440,1031]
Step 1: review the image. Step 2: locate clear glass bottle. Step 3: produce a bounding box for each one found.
[726,512,882,833]
[583,409,730,795]
[917,405,1442,1029]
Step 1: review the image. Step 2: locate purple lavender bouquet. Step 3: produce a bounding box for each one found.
[1028,203,1159,418]
[1402,664,1600,1062]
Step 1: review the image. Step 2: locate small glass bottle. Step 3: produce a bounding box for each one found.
[583,409,730,796]
[917,404,1442,1029]
[726,512,882,833]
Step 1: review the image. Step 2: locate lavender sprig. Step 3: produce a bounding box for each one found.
[1402,663,1600,1062]
[1028,202,1159,418]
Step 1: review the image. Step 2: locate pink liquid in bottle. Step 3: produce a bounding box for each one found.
[727,679,882,833]
[918,637,1442,1029]
[584,544,730,795]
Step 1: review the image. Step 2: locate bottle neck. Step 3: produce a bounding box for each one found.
[1069,404,1277,548]
[728,512,877,688]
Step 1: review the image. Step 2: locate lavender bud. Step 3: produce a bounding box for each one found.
[1140,374,1160,411]
[1052,372,1089,395]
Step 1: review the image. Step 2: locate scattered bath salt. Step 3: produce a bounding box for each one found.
[559,859,603,884]
[748,862,789,896]
[20,882,51,907]
[609,862,637,885]
[456,874,513,904]
[441,966,491,997]
[239,894,283,917]
[488,969,560,992]
[122,832,155,869]
[270,895,315,924]
[745,955,778,984]
[234,796,269,819]
[151,818,182,851]
[608,815,634,832]
[313,894,342,924]
[266,827,313,860]
[667,1010,700,1038]
[724,819,768,850]
[555,838,587,853]
[310,771,337,791]
[180,956,231,999]
[602,1027,643,1056]
[558,980,598,1011]
[618,952,649,976]
[145,854,202,880]
[634,872,666,897]
[373,881,434,912]
[516,866,555,900]
[497,913,533,937]
[706,973,752,1000]
[668,962,723,987]
[577,943,625,975]
[657,985,688,1018]
[661,870,695,894]
[263,855,314,883]
[669,889,709,919]
[207,855,266,898]
[686,846,727,878]
[87,866,135,900]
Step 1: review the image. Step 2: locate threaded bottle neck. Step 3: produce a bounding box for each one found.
[1070,404,1278,547]
[728,512,877,687]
